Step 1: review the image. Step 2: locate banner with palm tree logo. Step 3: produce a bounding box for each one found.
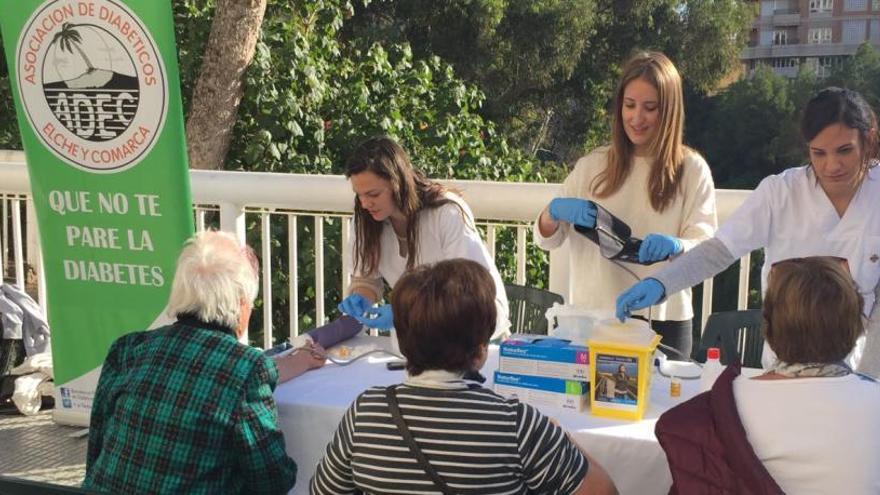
[0,0,193,425]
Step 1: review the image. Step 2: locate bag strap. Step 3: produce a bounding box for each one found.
[385,385,455,495]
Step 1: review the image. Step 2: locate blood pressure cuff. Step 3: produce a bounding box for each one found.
[306,315,363,349]
[573,203,659,266]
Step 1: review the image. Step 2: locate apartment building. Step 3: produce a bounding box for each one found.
[742,0,880,78]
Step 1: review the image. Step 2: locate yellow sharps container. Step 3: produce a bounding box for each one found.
[588,319,661,421]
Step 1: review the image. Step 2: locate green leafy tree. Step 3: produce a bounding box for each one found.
[0,36,22,150]
[696,65,801,188]
[826,42,880,109]
[184,0,268,170]
[220,1,536,181]
[343,0,753,162]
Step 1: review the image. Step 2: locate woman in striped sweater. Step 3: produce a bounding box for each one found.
[311,258,617,495]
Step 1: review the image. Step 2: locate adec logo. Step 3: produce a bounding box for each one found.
[16,0,167,172]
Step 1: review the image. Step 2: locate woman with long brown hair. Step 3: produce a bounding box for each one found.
[337,136,510,340]
[535,51,717,357]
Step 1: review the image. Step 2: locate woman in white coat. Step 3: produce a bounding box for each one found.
[617,87,880,368]
[336,136,510,341]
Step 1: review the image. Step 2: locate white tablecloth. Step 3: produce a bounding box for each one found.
[273,335,705,495]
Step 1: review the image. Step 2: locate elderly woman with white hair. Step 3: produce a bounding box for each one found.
[83,231,324,495]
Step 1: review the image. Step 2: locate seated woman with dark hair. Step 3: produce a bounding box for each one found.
[657,257,880,494]
[310,258,617,495]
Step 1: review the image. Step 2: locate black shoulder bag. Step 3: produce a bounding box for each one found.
[385,385,456,495]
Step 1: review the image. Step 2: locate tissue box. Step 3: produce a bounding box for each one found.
[493,371,589,412]
[499,335,590,381]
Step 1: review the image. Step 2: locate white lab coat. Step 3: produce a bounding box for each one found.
[715,165,880,367]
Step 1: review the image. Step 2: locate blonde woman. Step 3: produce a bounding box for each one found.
[535,51,716,356]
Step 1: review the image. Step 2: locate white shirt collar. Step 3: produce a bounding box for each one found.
[404,369,467,389]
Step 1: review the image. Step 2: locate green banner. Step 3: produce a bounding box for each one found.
[0,0,193,425]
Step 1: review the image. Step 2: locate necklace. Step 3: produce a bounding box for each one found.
[394,231,407,257]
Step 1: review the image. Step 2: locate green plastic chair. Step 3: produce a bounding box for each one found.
[504,283,564,336]
[694,309,764,368]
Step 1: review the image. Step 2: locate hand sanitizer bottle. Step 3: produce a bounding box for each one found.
[700,347,724,393]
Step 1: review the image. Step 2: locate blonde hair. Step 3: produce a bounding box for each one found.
[166,231,259,329]
[763,257,863,363]
[592,51,687,212]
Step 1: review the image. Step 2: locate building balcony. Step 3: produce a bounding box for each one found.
[772,11,801,26]
[742,42,867,59]
[772,66,801,78]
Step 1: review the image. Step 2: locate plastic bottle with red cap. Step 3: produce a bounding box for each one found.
[699,347,724,393]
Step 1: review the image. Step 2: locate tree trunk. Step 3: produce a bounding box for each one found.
[185,0,267,170]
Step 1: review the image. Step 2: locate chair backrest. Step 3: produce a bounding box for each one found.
[1,338,26,376]
[504,284,564,335]
[695,309,764,367]
[0,476,94,494]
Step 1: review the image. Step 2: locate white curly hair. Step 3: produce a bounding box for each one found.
[166,230,259,330]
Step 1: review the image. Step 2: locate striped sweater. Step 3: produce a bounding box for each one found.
[311,378,588,494]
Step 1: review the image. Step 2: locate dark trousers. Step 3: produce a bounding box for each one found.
[633,316,693,360]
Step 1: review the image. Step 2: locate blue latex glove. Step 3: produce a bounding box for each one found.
[354,304,394,330]
[615,278,665,322]
[337,293,371,318]
[638,233,683,263]
[548,198,597,228]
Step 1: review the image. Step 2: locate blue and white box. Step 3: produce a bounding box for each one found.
[493,371,589,412]
[499,335,590,381]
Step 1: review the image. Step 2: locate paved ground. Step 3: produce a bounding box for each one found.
[0,409,88,487]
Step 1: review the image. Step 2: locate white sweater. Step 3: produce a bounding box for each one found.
[346,194,511,341]
[533,146,717,321]
[734,374,880,494]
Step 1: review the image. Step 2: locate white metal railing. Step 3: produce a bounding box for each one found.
[0,150,752,345]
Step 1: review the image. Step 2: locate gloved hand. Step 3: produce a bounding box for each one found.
[615,278,665,322]
[638,233,682,263]
[338,293,371,318]
[354,304,394,330]
[548,198,597,228]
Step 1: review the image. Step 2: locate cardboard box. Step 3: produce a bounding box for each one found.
[493,371,589,412]
[499,335,590,381]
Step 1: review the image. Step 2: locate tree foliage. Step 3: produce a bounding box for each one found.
[220,0,540,182]
[0,36,22,150]
[825,42,880,110]
[694,65,800,188]
[685,43,880,190]
[344,0,754,161]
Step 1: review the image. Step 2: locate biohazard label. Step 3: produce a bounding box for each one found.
[15,0,167,172]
